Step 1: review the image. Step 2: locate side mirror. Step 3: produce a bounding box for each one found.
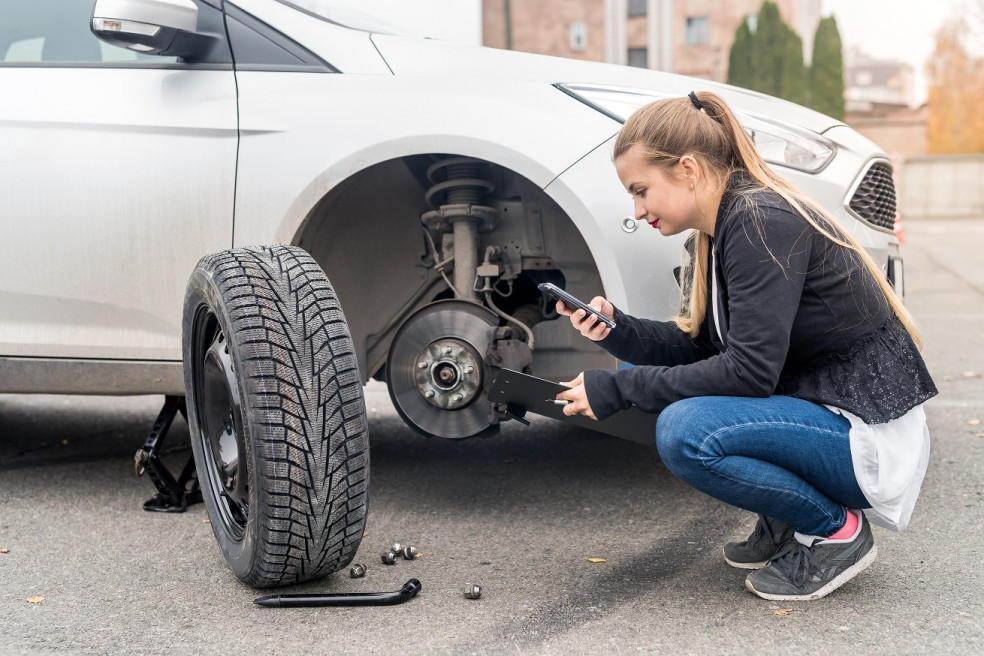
[90,0,209,59]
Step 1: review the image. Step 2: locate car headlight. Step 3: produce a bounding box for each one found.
[556,83,836,174]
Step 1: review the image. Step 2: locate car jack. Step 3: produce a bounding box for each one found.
[134,395,202,513]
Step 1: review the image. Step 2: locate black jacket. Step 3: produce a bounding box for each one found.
[583,177,937,424]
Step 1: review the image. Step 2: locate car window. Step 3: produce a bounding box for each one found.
[0,0,177,64]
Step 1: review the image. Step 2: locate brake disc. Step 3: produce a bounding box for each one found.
[386,301,498,439]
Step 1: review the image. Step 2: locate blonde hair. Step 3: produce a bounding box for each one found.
[613,91,922,349]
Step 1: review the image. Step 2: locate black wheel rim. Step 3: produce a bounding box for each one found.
[191,310,249,540]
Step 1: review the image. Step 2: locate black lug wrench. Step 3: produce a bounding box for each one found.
[253,579,421,608]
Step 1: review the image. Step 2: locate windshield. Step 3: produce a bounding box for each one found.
[279,0,409,36]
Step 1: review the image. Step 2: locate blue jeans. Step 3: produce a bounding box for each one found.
[655,395,871,537]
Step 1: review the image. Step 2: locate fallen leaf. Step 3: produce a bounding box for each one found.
[969,419,982,426]
[61,440,69,445]
[27,596,44,604]
[975,433,984,438]
[963,372,979,378]
[0,548,9,554]
[773,608,794,616]
[363,532,369,537]
[202,519,210,524]
[414,553,423,558]
[587,558,607,563]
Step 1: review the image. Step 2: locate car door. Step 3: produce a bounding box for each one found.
[0,0,237,363]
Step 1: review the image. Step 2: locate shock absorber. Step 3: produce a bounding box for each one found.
[421,157,498,301]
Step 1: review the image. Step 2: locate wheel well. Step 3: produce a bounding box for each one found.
[296,154,614,383]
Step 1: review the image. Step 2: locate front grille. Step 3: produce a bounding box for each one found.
[849,162,897,230]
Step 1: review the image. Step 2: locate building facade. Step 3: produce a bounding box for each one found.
[481,0,821,82]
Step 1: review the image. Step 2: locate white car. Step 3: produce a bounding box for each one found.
[0,0,901,587]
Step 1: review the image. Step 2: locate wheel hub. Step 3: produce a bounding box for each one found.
[415,339,482,410]
[387,301,498,439]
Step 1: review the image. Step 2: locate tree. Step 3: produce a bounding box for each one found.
[927,20,984,153]
[728,20,756,91]
[809,16,845,120]
[781,28,807,105]
[753,1,787,97]
[726,1,806,105]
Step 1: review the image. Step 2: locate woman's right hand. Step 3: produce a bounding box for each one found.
[556,297,614,342]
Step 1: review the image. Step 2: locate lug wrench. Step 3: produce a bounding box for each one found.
[253,579,421,608]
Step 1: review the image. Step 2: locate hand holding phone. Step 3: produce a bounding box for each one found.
[538,283,616,330]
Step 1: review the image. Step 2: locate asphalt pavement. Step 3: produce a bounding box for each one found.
[1,218,982,655]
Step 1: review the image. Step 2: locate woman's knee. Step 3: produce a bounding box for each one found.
[655,397,709,470]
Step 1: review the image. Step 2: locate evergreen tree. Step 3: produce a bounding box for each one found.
[809,16,845,120]
[727,1,821,106]
[727,20,756,90]
[753,1,787,97]
[781,27,808,105]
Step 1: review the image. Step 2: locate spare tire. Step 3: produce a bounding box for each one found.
[182,245,369,588]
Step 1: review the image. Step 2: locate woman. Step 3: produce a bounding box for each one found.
[554,91,937,601]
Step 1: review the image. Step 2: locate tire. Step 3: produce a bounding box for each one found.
[182,245,369,588]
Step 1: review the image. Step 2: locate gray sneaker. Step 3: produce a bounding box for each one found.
[724,515,795,569]
[744,513,877,601]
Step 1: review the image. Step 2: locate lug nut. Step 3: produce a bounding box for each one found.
[401,545,418,560]
[463,584,482,600]
[390,542,403,553]
[349,563,368,578]
[381,551,398,565]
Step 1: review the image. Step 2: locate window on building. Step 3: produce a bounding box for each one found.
[628,47,647,68]
[569,22,587,51]
[745,14,758,35]
[686,16,710,46]
[628,0,647,18]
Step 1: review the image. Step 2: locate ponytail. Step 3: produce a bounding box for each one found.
[614,91,922,349]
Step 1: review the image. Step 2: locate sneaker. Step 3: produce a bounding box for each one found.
[724,515,795,569]
[744,513,877,601]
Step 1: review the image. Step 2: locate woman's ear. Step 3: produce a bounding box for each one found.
[679,155,701,184]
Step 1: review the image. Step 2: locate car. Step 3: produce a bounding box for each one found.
[0,0,902,587]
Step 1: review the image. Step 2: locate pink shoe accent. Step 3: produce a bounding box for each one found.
[826,510,860,541]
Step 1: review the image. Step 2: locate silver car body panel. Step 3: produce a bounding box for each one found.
[0,67,237,362]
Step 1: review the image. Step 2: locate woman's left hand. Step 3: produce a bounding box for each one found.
[555,372,597,420]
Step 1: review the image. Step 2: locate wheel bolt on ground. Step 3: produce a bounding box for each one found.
[349,563,368,578]
[382,551,398,565]
[401,545,418,559]
[464,584,482,600]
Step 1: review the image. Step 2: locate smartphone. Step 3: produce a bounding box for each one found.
[537,283,616,330]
